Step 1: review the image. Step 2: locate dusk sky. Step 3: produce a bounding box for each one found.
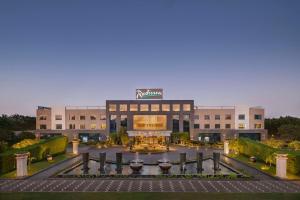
[0,0,299,117]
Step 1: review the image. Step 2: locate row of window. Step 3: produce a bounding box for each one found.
[68,123,106,130]
[194,114,262,120]
[194,123,262,129]
[109,103,191,112]
[67,115,106,121]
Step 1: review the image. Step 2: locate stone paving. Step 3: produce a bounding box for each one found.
[1,179,300,193]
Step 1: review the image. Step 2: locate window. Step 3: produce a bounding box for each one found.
[91,124,97,130]
[151,104,160,111]
[80,124,85,129]
[69,124,75,129]
[194,115,199,120]
[70,115,75,120]
[225,114,231,120]
[120,104,127,111]
[172,115,179,132]
[100,115,106,120]
[109,104,117,112]
[183,104,191,111]
[204,115,210,120]
[140,104,149,111]
[172,104,180,111]
[238,114,245,120]
[40,124,47,129]
[255,124,262,129]
[80,115,85,120]
[215,115,220,120]
[215,124,221,129]
[162,104,170,111]
[238,123,245,129]
[90,115,96,120]
[39,116,47,120]
[254,114,262,120]
[225,124,231,129]
[56,124,62,129]
[194,124,200,129]
[130,104,138,111]
[121,115,127,128]
[55,115,62,120]
[110,115,117,132]
[100,124,106,129]
[204,124,210,129]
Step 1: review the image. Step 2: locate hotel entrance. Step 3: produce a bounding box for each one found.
[135,135,166,145]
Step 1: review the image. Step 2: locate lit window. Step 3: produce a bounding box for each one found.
[109,104,117,112]
[255,124,262,129]
[238,114,245,120]
[183,104,191,111]
[100,124,106,129]
[172,104,180,111]
[80,115,85,120]
[151,104,160,111]
[238,123,245,129]
[90,115,96,120]
[162,104,170,111]
[130,104,138,111]
[55,115,62,120]
[91,124,97,129]
[215,124,221,129]
[204,115,210,120]
[120,104,127,111]
[140,104,149,111]
[215,115,221,120]
[204,124,210,129]
[225,124,231,129]
[80,124,85,129]
[254,114,262,120]
[56,124,62,129]
[225,114,231,120]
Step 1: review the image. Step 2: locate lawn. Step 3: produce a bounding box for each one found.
[229,153,300,180]
[0,153,73,178]
[1,192,300,200]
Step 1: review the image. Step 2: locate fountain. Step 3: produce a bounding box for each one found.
[116,152,123,174]
[158,152,172,174]
[99,152,106,173]
[82,152,89,174]
[213,152,221,171]
[130,152,143,174]
[196,152,203,173]
[131,152,143,163]
[180,153,186,172]
[158,152,170,163]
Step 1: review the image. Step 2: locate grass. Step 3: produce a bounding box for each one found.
[0,153,73,178]
[229,153,300,179]
[1,192,300,200]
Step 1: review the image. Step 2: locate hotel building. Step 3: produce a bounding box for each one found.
[36,89,267,143]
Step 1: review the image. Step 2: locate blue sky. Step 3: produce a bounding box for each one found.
[0,0,299,117]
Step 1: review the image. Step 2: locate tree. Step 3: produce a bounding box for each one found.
[0,129,18,146]
[278,124,300,140]
[17,131,36,141]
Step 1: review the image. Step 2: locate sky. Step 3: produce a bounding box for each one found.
[0,0,299,117]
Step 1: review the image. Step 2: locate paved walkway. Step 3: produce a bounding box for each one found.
[1,179,300,192]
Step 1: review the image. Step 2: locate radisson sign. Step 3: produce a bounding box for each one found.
[136,89,163,100]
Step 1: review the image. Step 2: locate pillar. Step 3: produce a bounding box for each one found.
[72,139,79,155]
[276,154,288,178]
[15,152,30,177]
[224,140,229,155]
[213,152,220,171]
[99,152,106,173]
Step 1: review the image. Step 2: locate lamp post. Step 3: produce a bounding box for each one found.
[72,139,80,155]
[224,140,229,155]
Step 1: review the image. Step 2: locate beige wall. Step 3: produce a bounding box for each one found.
[249,107,265,129]
[36,108,51,130]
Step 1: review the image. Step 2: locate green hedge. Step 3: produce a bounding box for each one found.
[171,132,189,144]
[230,138,300,175]
[0,136,68,174]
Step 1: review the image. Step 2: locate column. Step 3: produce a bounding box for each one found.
[276,154,288,178]
[72,139,80,155]
[224,140,229,155]
[15,152,30,177]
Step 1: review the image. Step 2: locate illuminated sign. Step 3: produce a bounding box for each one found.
[136,89,163,99]
[133,115,167,130]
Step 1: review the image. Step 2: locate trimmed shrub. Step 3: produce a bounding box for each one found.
[288,141,300,150]
[263,138,286,149]
[0,136,68,174]
[171,132,189,144]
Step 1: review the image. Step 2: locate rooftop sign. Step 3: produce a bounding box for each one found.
[136,89,163,100]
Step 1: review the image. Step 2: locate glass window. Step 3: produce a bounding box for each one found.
[70,115,75,120]
[183,104,191,111]
[130,104,138,111]
[121,115,127,128]
[204,124,210,129]
[56,124,62,129]
[238,114,245,120]
[109,104,117,112]
[55,115,62,120]
[140,104,149,111]
[80,124,85,129]
[90,115,96,120]
[254,114,262,120]
[162,104,170,111]
[69,124,75,129]
[40,124,47,129]
[204,115,210,120]
[120,104,127,112]
[225,114,231,120]
[151,104,160,111]
[215,115,220,120]
[194,124,200,129]
[194,115,199,120]
[172,104,180,111]
[225,124,231,129]
[110,115,117,132]
[100,115,106,120]
[238,123,245,129]
[215,124,221,129]
[80,115,85,120]
[172,115,180,132]
[255,123,262,129]
[100,123,106,129]
[39,116,47,120]
[91,124,97,129]
[183,115,190,132]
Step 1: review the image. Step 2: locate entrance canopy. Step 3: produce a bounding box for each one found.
[127,131,172,137]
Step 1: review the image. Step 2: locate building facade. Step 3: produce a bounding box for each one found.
[36,100,267,142]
